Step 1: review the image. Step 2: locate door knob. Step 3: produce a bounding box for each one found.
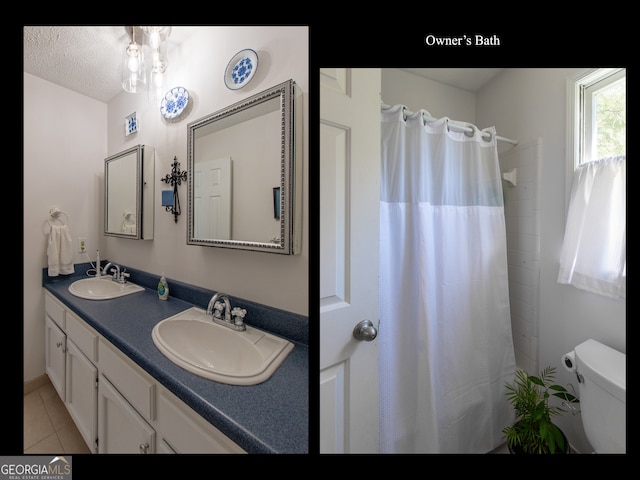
[353,320,378,341]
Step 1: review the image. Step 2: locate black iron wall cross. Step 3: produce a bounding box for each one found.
[161,156,188,223]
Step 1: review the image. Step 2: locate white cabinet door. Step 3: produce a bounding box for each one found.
[98,374,155,454]
[45,315,66,402]
[65,340,98,453]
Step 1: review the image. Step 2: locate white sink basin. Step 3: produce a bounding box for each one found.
[152,307,294,385]
[68,277,145,300]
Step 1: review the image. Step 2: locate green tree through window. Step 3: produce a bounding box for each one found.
[593,78,626,159]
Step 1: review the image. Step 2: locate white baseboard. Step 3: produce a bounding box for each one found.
[23,374,50,396]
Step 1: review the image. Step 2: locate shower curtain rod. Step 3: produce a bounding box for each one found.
[381,103,519,146]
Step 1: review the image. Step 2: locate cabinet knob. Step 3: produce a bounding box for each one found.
[139,443,150,454]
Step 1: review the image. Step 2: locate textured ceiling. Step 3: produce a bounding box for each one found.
[23,26,197,103]
[23,27,505,102]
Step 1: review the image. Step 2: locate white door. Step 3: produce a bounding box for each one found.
[193,157,232,239]
[320,68,381,453]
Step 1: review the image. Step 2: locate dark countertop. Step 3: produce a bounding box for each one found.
[43,265,308,454]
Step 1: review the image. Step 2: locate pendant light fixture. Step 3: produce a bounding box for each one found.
[121,26,172,100]
[143,27,171,105]
[122,27,147,93]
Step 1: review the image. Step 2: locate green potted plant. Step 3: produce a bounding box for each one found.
[502,366,579,454]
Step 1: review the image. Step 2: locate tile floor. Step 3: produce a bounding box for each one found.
[23,376,92,454]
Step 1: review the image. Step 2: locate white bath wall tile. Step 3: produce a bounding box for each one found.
[506,247,521,267]
[510,264,533,287]
[507,277,519,299]
[518,189,533,214]
[518,214,535,236]
[516,180,533,204]
[518,162,534,183]
[518,232,536,256]
[531,180,539,206]
[514,349,530,371]
[501,140,541,374]
[512,326,531,360]
[510,297,532,322]
[511,313,527,339]
[528,335,538,373]
[510,281,532,305]
[513,247,533,270]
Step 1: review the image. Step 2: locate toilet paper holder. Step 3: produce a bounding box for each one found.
[562,351,576,371]
[561,351,582,415]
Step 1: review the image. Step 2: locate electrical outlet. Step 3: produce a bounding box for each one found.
[78,237,87,253]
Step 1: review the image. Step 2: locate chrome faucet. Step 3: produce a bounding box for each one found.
[102,262,118,278]
[206,292,246,331]
[101,262,130,284]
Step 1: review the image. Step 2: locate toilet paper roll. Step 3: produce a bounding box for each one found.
[562,351,576,372]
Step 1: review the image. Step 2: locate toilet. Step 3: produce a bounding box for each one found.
[573,339,626,453]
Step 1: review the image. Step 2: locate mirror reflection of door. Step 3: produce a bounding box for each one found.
[106,151,137,236]
[194,157,232,240]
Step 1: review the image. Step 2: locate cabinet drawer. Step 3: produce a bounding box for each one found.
[45,292,65,329]
[66,311,98,362]
[98,339,155,421]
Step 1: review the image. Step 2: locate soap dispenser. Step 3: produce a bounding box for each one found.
[158,273,169,300]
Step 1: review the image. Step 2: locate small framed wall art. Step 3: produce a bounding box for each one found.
[125,112,138,136]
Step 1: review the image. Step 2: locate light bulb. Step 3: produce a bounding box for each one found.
[149,31,161,49]
[151,48,168,74]
[128,56,139,73]
[122,36,146,93]
[148,69,165,106]
[126,43,141,72]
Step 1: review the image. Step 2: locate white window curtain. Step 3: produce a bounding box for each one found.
[557,155,626,299]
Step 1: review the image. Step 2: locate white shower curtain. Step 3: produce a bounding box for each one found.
[378,105,516,454]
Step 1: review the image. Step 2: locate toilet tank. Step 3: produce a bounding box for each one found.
[574,339,625,453]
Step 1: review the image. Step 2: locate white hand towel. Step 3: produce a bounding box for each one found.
[122,223,137,234]
[47,224,75,276]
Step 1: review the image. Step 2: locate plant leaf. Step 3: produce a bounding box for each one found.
[549,384,567,392]
[529,375,544,387]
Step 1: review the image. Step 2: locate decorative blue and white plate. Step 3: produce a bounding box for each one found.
[224,49,258,90]
[160,86,190,119]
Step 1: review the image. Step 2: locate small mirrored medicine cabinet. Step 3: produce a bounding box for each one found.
[104,144,154,240]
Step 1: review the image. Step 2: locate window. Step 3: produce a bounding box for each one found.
[559,68,626,299]
[568,68,626,168]
[582,69,626,164]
